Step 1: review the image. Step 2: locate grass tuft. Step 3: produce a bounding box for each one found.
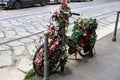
[24,69,36,80]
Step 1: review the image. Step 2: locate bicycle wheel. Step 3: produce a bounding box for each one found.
[33,44,44,76]
[78,45,95,57]
[78,34,96,57]
[33,44,62,76]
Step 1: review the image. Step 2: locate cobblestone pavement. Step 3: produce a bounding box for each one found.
[0,1,120,80]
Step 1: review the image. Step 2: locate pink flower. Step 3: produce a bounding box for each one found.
[38,52,43,57]
[36,58,41,66]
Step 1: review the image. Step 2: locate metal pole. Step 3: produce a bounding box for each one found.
[43,32,49,80]
[112,11,120,41]
[62,23,65,47]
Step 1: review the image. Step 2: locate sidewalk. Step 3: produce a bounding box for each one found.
[27,29,120,80]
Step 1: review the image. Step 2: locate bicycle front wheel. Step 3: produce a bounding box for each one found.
[33,44,63,76]
[33,44,44,76]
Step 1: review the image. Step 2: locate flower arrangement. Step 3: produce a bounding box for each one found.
[71,17,98,48]
[31,0,98,78]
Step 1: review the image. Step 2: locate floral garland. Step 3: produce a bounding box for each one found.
[50,3,71,28]
[71,17,98,47]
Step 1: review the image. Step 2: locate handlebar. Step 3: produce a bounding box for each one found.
[71,13,80,16]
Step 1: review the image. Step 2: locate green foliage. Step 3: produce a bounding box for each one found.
[24,69,35,80]
[68,17,98,48]
[86,18,98,30]
[71,29,84,41]
[89,34,97,47]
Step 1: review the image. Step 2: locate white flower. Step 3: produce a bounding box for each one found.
[55,26,59,30]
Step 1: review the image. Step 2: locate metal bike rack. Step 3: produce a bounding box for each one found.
[112,11,120,41]
[43,32,49,80]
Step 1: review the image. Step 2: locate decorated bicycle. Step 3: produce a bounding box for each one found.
[33,0,98,76]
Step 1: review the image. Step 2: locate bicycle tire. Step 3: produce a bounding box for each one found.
[60,59,66,72]
[33,44,62,76]
[33,44,44,76]
[78,46,95,57]
[78,33,96,57]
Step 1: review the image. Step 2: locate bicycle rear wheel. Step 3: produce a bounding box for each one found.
[78,46,95,57]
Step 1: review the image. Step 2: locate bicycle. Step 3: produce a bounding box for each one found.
[33,0,98,76]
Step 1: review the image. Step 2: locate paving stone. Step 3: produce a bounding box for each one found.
[0,31,5,38]
[98,20,111,26]
[0,21,13,27]
[29,36,44,43]
[8,19,22,26]
[12,46,25,56]
[40,22,49,27]
[31,18,42,22]
[23,23,35,30]
[14,26,26,32]
[6,41,24,47]
[29,35,39,40]
[97,18,120,38]
[101,15,116,23]
[0,67,25,80]
[17,31,31,37]
[35,15,42,18]
[26,43,36,56]
[0,44,10,51]
[0,37,17,45]
[0,50,12,55]
[4,30,16,36]
[32,25,47,31]
[96,24,119,40]
[23,24,42,33]
[5,35,21,40]
[20,38,34,43]
[31,21,43,27]
[28,29,42,34]
[17,56,32,72]
[0,53,12,67]
[23,17,32,20]
[0,26,14,31]
[16,18,29,23]
[28,16,36,19]
[8,19,18,23]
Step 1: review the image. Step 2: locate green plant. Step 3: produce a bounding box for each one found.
[24,69,36,80]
